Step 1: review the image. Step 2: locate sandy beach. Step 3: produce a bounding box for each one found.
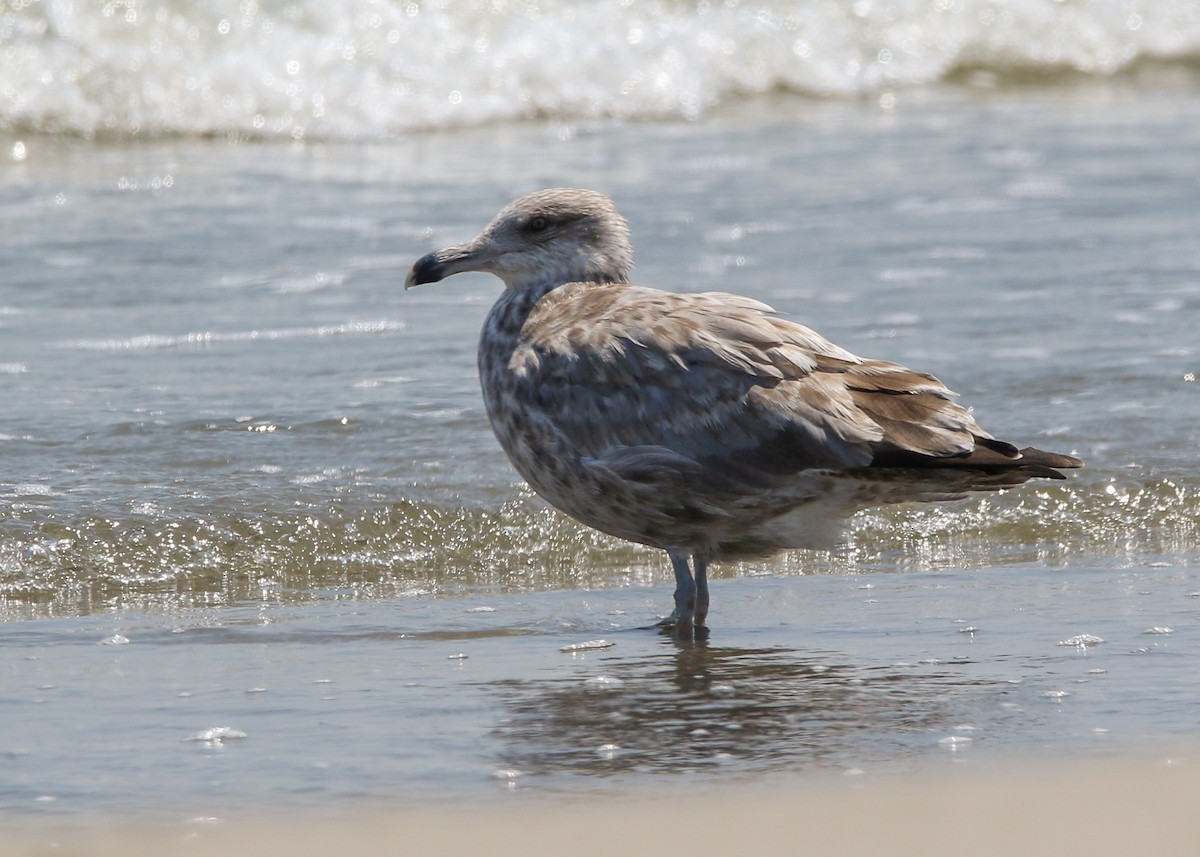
[8,754,1198,857]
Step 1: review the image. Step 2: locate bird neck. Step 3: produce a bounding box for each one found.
[504,269,629,300]
[484,283,549,347]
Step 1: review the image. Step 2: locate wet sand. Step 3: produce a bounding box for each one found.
[9,755,1198,856]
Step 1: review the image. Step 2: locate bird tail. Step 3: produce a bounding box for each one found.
[848,443,1082,503]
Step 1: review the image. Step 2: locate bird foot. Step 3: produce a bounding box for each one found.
[657,610,708,640]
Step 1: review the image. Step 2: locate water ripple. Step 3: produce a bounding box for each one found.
[3,477,1197,619]
[62,320,407,352]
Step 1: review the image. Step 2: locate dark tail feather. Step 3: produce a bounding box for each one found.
[1016,446,1084,473]
[870,439,1083,482]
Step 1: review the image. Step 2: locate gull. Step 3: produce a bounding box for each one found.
[405,188,1082,636]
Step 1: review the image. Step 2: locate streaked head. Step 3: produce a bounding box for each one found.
[405,188,634,292]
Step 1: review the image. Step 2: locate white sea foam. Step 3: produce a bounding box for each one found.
[184,726,248,744]
[2,0,1197,139]
[1059,633,1105,647]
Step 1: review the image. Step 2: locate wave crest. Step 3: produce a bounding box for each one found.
[3,0,1198,138]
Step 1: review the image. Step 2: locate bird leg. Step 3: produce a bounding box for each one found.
[667,549,696,634]
[694,554,710,630]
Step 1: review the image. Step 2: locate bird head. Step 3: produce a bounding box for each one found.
[405,188,634,292]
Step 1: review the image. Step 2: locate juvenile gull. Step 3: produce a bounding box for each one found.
[405,188,1082,636]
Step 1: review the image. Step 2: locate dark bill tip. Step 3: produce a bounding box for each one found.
[404,251,447,289]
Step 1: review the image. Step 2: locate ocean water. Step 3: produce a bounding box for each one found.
[2,0,1200,830]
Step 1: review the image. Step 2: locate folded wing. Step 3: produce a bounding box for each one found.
[508,283,1080,497]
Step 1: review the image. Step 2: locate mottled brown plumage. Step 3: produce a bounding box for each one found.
[405,188,1082,635]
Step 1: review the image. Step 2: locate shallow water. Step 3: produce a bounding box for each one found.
[4,564,1199,823]
[2,82,1200,822]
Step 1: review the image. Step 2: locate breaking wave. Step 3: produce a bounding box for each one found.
[3,0,1199,139]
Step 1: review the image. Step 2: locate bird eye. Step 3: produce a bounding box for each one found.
[527,215,549,232]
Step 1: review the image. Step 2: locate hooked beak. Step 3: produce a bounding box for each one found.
[404,243,485,290]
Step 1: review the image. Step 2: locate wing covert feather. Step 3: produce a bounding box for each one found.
[505,284,989,488]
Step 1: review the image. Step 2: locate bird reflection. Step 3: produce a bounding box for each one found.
[489,643,975,778]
